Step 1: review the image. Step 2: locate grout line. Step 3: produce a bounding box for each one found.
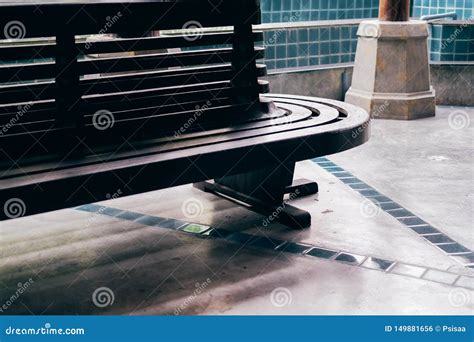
[75,203,474,290]
[451,274,461,286]
[312,157,474,269]
[419,268,429,278]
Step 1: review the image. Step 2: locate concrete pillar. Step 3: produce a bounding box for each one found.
[379,0,410,21]
[345,0,436,120]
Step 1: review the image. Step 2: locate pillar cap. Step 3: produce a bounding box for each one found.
[357,20,429,39]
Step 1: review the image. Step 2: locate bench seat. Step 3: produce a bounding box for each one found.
[0,0,370,227]
[0,95,368,220]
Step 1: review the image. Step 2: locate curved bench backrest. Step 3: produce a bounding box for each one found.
[0,0,266,160]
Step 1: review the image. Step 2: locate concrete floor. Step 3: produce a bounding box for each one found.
[0,106,473,315]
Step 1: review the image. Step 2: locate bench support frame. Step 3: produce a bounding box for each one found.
[194,163,318,229]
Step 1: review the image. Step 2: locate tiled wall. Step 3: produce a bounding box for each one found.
[263,26,358,70]
[261,0,474,23]
[259,0,473,70]
[260,0,379,23]
[412,0,473,20]
[261,22,473,70]
[430,24,474,61]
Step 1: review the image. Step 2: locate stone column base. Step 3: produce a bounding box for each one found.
[345,88,436,120]
[345,20,436,120]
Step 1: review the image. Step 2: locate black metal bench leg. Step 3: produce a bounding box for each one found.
[285,178,319,197]
[193,163,318,229]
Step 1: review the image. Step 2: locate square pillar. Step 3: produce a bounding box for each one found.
[345,20,436,120]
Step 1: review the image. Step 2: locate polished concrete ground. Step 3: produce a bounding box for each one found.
[0,106,473,315]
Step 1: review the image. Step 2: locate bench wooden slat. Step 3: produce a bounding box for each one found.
[0,61,55,83]
[0,64,267,105]
[0,32,263,63]
[0,1,259,39]
[0,82,55,104]
[0,81,269,138]
[0,47,264,84]
[78,47,264,76]
[0,43,56,62]
[78,31,264,55]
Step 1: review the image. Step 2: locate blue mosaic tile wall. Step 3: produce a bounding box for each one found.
[260,0,379,23]
[412,0,474,20]
[263,26,359,69]
[259,0,473,69]
[261,22,473,70]
[261,0,474,22]
[430,24,474,61]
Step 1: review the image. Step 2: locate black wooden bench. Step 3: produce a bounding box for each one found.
[0,0,369,228]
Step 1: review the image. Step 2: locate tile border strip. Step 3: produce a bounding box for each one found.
[312,157,474,269]
[76,204,474,291]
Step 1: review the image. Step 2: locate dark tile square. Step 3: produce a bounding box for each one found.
[116,210,144,221]
[157,218,188,230]
[410,225,440,235]
[335,253,366,265]
[277,242,312,254]
[348,183,371,190]
[226,232,257,245]
[437,243,471,254]
[318,162,337,168]
[312,157,330,163]
[387,208,415,218]
[379,202,402,211]
[340,177,362,184]
[250,236,286,250]
[397,216,427,226]
[333,172,353,179]
[306,247,338,259]
[368,195,392,203]
[424,234,455,244]
[100,207,125,217]
[325,166,345,173]
[136,215,168,227]
[358,189,382,197]
[76,204,104,213]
